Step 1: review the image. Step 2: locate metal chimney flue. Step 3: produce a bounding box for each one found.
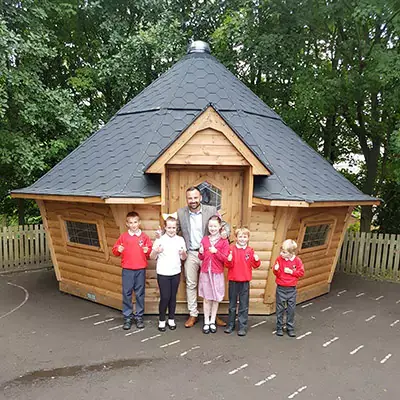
[187,40,211,54]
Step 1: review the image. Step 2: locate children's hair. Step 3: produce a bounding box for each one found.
[281,239,297,255]
[235,227,250,238]
[126,211,140,220]
[164,216,177,226]
[208,215,222,225]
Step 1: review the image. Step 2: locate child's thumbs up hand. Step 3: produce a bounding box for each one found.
[254,254,259,262]
[274,263,280,271]
[155,226,162,239]
[118,244,124,253]
[227,251,233,262]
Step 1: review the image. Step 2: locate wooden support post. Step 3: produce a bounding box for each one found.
[263,207,298,305]
[36,200,61,281]
[328,206,354,283]
[110,205,130,234]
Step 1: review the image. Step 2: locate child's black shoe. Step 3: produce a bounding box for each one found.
[135,318,145,329]
[224,325,234,334]
[276,329,284,336]
[287,330,296,338]
[123,318,132,330]
[237,329,247,337]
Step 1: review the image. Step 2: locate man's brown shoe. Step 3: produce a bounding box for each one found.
[184,316,198,328]
[216,316,227,327]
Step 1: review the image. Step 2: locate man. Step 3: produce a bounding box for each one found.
[177,186,229,328]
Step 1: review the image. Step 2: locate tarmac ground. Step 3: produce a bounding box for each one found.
[1,269,399,400]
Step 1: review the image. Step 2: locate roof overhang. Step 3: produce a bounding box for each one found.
[252,197,380,207]
[11,192,161,205]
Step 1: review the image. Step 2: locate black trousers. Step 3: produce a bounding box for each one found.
[228,281,250,330]
[157,273,181,321]
[276,285,297,331]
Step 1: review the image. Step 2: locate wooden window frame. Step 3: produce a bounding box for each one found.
[58,215,109,260]
[297,216,337,255]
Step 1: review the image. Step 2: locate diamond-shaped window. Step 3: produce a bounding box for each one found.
[198,181,222,210]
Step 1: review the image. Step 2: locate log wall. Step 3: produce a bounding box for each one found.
[43,201,165,313]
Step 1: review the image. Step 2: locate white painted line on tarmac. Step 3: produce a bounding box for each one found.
[337,290,347,296]
[272,330,277,334]
[93,318,114,325]
[321,306,332,312]
[297,331,312,340]
[323,337,339,347]
[301,302,313,308]
[390,320,399,327]
[108,324,124,331]
[288,385,307,399]
[0,283,29,320]
[350,345,364,355]
[380,354,392,364]
[141,334,161,342]
[342,310,353,315]
[396,300,400,304]
[125,329,144,336]
[203,355,222,365]
[80,313,100,320]
[255,373,276,386]
[160,339,180,349]
[365,315,376,322]
[356,292,365,297]
[180,345,200,356]
[375,296,384,301]
[251,320,267,328]
[228,363,248,375]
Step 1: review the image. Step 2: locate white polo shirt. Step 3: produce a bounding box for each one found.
[153,234,187,276]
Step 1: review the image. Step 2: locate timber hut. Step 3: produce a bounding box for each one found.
[12,41,378,314]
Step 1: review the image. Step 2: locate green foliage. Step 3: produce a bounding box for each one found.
[0,0,399,233]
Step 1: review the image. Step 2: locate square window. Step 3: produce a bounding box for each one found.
[301,224,330,249]
[65,220,100,247]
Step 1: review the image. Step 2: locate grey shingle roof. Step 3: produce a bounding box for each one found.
[13,51,375,203]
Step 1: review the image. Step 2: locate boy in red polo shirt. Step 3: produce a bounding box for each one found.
[224,227,261,336]
[273,239,304,337]
[112,211,152,330]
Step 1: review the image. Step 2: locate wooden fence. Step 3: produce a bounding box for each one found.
[337,232,400,280]
[0,225,52,273]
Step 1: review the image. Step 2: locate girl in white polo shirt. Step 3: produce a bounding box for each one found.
[151,216,187,331]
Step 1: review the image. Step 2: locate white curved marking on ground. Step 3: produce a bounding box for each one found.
[255,373,276,386]
[390,320,399,327]
[228,363,248,375]
[251,320,266,328]
[321,306,332,312]
[160,339,180,348]
[301,302,313,308]
[337,290,347,296]
[0,282,29,320]
[375,296,384,301]
[180,345,200,356]
[323,337,339,347]
[203,355,222,365]
[380,354,392,364]
[356,292,365,297]
[350,345,364,355]
[288,385,307,398]
[365,315,376,322]
[296,331,312,340]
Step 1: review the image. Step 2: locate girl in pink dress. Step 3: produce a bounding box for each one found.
[198,215,230,334]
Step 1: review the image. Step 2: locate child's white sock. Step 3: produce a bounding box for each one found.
[210,301,219,324]
[159,320,166,328]
[168,319,175,327]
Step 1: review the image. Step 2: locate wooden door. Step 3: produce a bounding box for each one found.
[167,166,244,302]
